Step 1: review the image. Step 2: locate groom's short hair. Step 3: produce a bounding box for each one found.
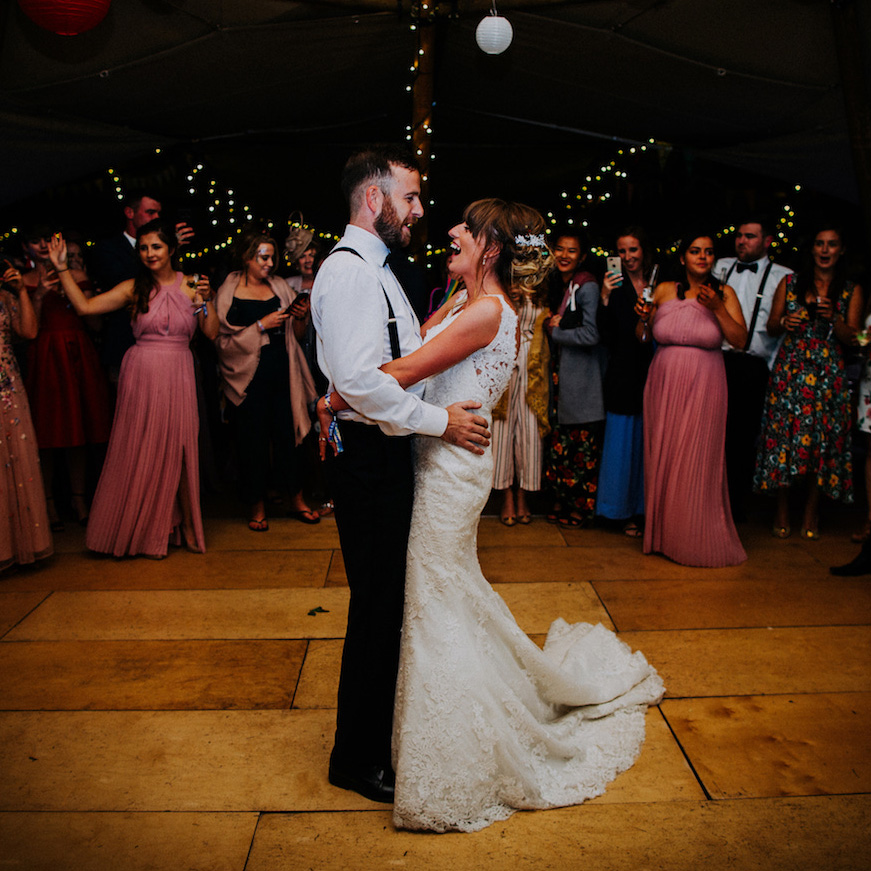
[341,145,420,213]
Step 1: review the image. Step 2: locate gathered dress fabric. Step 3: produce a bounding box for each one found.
[643,298,746,567]
[25,286,111,449]
[393,293,664,833]
[754,276,853,502]
[86,275,205,557]
[0,293,52,570]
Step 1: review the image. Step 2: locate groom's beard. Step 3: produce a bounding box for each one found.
[375,197,410,249]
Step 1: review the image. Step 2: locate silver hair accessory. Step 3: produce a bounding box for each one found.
[514,233,548,249]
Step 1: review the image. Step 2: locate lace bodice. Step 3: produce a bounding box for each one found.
[420,293,518,414]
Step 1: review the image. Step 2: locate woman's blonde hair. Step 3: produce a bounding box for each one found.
[463,199,553,307]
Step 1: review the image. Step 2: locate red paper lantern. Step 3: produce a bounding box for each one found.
[17,0,112,36]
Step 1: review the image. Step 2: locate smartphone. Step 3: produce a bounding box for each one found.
[606,256,621,277]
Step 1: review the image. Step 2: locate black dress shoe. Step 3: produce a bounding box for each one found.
[328,762,395,803]
[830,554,871,576]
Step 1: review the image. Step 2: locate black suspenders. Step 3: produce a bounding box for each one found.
[330,246,401,360]
[723,259,774,352]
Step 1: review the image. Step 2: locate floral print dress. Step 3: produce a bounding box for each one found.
[754,275,854,502]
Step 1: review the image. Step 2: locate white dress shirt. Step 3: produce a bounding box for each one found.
[312,224,448,437]
[715,255,793,368]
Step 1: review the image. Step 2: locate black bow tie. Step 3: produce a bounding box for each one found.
[736,262,758,273]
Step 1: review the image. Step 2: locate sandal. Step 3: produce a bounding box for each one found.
[772,525,792,539]
[318,500,335,517]
[517,513,532,525]
[622,520,643,538]
[248,517,269,532]
[799,527,819,541]
[545,504,563,525]
[557,513,584,528]
[500,515,517,527]
[289,508,320,525]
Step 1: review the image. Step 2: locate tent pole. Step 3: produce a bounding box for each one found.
[831,0,871,254]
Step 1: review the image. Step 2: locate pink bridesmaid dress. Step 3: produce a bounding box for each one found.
[86,274,205,557]
[643,298,746,567]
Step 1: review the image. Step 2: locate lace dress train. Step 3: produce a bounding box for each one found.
[392,294,664,832]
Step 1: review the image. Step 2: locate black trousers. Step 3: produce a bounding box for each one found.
[724,351,771,516]
[325,421,414,769]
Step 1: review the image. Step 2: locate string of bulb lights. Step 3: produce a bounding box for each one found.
[1,8,801,265]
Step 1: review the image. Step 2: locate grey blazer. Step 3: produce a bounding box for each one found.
[550,279,606,425]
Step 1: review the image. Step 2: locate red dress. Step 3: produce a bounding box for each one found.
[25,285,111,449]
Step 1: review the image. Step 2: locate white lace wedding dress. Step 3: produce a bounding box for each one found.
[392,293,665,833]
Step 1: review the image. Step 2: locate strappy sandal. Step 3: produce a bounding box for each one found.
[248,517,269,532]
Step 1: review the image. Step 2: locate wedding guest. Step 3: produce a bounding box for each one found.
[595,226,656,537]
[49,220,219,558]
[21,223,111,530]
[850,300,871,542]
[90,191,194,381]
[491,259,550,526]
[638,232,747,566]
[214,232,319,531]
[713,217,793,520]
[544,230,606,527]
[0,259,52,570]
[754,224,862,539]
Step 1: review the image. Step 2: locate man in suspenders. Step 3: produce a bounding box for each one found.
[714,217,793,521]
[311,146,490,803]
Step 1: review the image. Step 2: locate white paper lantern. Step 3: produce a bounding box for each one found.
[476,14,513,55]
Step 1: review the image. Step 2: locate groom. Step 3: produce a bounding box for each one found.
[311,145,490,803]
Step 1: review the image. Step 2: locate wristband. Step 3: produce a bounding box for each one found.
[257,320,264,333]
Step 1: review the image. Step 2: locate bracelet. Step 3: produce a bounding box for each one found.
[257,320,264,332]
[56,267,69,273]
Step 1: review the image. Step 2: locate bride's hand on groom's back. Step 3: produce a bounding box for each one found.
[442,401,490,455]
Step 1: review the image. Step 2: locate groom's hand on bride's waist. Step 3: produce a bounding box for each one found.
[442,401,490,455]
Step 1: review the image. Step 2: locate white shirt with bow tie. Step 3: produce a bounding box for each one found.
[714,254,793,368]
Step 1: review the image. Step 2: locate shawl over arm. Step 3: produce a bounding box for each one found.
[214,271,316,446]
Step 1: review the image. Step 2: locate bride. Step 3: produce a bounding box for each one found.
[319,199,664,833]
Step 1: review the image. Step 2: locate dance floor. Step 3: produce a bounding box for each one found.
[1,498,869,870]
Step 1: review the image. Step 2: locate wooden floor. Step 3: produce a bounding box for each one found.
[1,498,869,870]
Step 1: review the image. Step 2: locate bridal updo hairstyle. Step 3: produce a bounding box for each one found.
[130,218,178,317]
[463,198,554,307]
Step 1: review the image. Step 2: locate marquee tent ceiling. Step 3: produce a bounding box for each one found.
[0,0,868,232]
